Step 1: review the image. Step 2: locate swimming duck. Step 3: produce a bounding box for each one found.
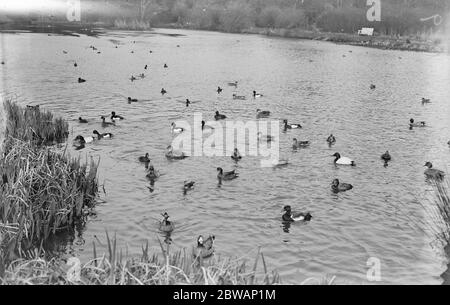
[232,94,246,100]
[381,151,391,162]
[111,112,124,120]
[258,132,274,142]
[74,135,95,145]
[144,64,148,70]
[196,235,215,258]
[138,73,145,78]
[74,62,78,67]
[186,99,191,107]
[159,212,174,233]
[228,81,238,87]
[217,87,223,94]
[78,77,86,83]
[231,148,242,162]
[146,165,160,180]
[448,140,450,147]
[165,145,187,160]
[161,88,167,95]
[1,61,4,65]
[171,122,184,134]
[409,118,426,128]
[327,134,336,145]
[331,179,353,193]
[63,50,68,54]
[130,76,136,81]
[370,84,376,89]
[78,117,88,123]
[332,153,355,166]
[93,130,113,139]
[214,111,226,120]
[217,167,239,181]
[271,158,289,167]
[101,116,115,127]
[424,162,445,180]
[421,98,431,104]
[164,64,168,68]
[138,153,151,163]
[253,91,263,98]
[282,205,312,222]
[283,119,302,129]
[292,138,310,148]
[127,97,138,103]
[183,181,195,192]
[256,109,271,119]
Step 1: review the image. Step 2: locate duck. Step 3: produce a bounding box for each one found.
[183,181,195,192]
[138,73,145,78]
[101,116,115,127]
[327,134,336,145]
[448,140,450,147]
[130,76,136,81]
[292,138,310,149]
[78,117,88,123]
[127,97,138,103]
[256,109,270,119]
[253,91,263,98]
[146,165,160,180]
[186,99,191,107]
[74,135,95,145]
[165,145,187,160]
[214,111,226,120]
[228,81,238,87]
[164,64,168,68]
[217,86,223,94]
[331,179,353,193]
[424,162,445,180]
[231,148,242,162]
[196,235,215,259]
[409,118,426,128]
[63,50,68,54]
[232,94,246,100]
[111,111,124,120]
[78,77,86,83]
[381,151,391,162]
[171,122,184,134]
[282,205,312,222]
[271,158,289,168]
[138,153,151,163]
[74,62,78,67]
[258,132,274,142]
[332,152,355,166]
[161,88,167,95]
[283,119,302,129]
[217,167,239,181]
[370,84,376,89]
[1,61,4,65]
[421,97,431,104]
[159,212,174,233]
[144,64,148,70]
[93,130,113,139]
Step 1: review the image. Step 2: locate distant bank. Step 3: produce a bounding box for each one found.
[0,21,445,53]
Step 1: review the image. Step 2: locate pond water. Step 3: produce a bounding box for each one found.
[1,28,450,284]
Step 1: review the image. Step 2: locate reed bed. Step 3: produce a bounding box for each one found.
[3,100,69,146]
[113,19,152,31]
[0,233,281,285]
[0,101,99,265]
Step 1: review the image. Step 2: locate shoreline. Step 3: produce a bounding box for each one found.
[0,22,446,53]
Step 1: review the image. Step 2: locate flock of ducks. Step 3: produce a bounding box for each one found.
[63,40,448,259]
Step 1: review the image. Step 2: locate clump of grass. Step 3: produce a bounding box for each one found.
[0,233,281,285]
[4,100,69,146]
[0,101,99,264]
[113,19,152,31]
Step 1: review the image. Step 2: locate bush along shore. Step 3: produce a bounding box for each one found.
[0,101,281,285]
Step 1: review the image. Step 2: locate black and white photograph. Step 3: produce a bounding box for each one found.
[0,0,450,292]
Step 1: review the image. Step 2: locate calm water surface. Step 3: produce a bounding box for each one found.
[1,29,450,284]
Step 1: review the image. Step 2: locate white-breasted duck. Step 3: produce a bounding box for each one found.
[231,148,242,162]
[253,91,263,98]
[332,153,355,166]
[217,167,239,181]
[282,205,312,222]
[424,162,445,180]
[331,179,353,193]
[183,181,195,192]
[214,111,226,120]
[111,112,124,120]
[159,212,174,233]
[171,122,184,134]
[409,118,426,128]
[283,119,302,129]
[196,235,215,258]
[165,145,188,160]
[74,135,95,145]
[93,130,113,139]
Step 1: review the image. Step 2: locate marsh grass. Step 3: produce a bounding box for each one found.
[4,100,69,146]
[113,19,152,31]
[0,101,99,266]
[0,233,281,285]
